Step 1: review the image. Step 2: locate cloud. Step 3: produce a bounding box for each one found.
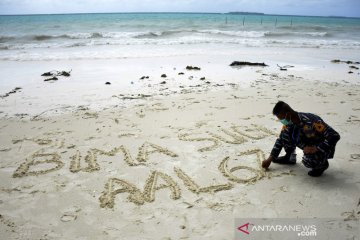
[0,0,359,17]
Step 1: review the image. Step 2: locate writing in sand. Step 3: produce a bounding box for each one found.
[11,124,278,208]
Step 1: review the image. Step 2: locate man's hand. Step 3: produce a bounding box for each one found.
[262,156,274,170]
[303,146,318,154]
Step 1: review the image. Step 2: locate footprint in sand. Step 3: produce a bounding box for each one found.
[82,112,99,119]
[60,214,77,222]
[0,148,11,152]
[347,116,360,123]
[118,133,136,138]
[350,154,360,160]
[60,206,81,222]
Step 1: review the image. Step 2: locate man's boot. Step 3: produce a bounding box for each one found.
[308,160,329,177]
[273,150,297,165]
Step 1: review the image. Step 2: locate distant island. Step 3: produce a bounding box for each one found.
[227,12,265,15]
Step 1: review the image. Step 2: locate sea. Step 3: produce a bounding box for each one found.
[0,13,360,61]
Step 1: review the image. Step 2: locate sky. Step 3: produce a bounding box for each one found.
[0,0,359,17]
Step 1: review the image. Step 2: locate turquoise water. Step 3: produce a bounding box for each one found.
[0,13,359,60]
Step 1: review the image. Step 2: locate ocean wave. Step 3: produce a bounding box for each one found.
[134,32,165,38]
[132,29,329,39]
[66,42,89,47]
[277,25,328,31]
[264,31,329,37]
[198,30,266,38]
[32,33,108,41]
[194,29,329,38]
[133,30,192,38]
[1,36,359,51]
[33,35,57,41]
[0,29,331,45]
[0,45,10,50]
[1,39,360,61]
[0,32,115,42]
[133,29,267,38]
[0,36,16,43]
[0,28,358,54]
[90,32,103,38]
[192,29,328,38]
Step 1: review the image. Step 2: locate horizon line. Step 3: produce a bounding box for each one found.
[0,11,359,19]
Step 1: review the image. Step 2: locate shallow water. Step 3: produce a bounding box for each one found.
[0,13,360,60]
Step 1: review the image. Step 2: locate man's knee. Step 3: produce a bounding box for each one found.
[302,152,328,169]
[284,147,296,154]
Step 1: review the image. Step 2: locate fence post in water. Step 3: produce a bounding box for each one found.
[243,17,245,26]
[291,18,293,27]
[275,18,277,27]
[261,17,263,25]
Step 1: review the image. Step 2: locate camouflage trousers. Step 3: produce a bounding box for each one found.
[302,151,329,170]
[271,125,329,169]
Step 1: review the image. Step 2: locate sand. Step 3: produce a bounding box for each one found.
[0,47,359,239]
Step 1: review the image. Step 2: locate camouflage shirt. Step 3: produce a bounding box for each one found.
[274,112,340,158]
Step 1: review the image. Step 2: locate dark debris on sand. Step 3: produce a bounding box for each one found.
[44,76,58,82]
[277,64,294,71]
[331,60,360,74]
[41,70,72,82]
[115,94,152,100]
[230,61,268,67]
[331,59,360,64]
[0,87,22,99]
[186,66,201,70]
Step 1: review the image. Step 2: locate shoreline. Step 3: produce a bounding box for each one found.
[1,47,359,119]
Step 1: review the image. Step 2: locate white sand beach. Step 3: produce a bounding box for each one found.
[0,46,360,239]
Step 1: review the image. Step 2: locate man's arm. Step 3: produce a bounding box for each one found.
[270,137,283,159]
[262,136,283,169]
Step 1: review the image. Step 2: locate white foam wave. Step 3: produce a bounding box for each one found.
[1,38,359,61]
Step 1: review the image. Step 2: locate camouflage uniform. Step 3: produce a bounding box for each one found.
[270,112,340,170]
